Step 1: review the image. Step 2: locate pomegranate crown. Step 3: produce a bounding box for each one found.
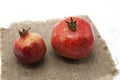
[65,17,77,31]
[19,27,31,36]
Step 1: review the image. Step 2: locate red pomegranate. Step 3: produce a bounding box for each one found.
[13,28,46,64]
[51,17,95,60]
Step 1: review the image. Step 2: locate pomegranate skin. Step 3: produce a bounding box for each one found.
[13,33,46,64]
[51,17,95,60]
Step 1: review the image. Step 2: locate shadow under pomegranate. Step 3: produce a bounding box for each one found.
[15,56,46,69]
[52,50,95,64]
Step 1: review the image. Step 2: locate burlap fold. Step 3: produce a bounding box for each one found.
[1,16,118,80]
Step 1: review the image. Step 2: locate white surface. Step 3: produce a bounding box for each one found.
[0,0,120,79]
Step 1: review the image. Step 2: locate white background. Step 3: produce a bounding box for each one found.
[0,0,120,79]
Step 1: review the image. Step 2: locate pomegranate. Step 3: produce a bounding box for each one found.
[51,17,95,60]
[13,28,46,64]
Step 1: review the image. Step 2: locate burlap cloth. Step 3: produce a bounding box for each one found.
[1,16,118,80]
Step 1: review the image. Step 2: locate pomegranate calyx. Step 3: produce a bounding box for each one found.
[19,27,31,37]
[65,17,77,31]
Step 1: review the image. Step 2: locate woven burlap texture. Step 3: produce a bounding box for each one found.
[1,16,118,80]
